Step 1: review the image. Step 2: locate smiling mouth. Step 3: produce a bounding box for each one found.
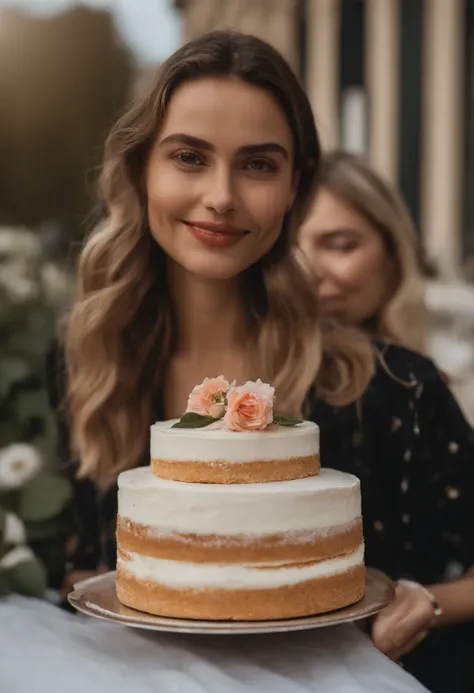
[182,220,248,248]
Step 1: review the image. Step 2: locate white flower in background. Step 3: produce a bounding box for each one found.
[0,263,39,303]
[0,227,43,304]
[4,513,26,545]
[0,546,35,569]
[0,444,41,490]
[0,227,41,261]
[41,262,73,308]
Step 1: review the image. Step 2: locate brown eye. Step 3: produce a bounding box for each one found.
[329,239,359,252]
[245,158,277,173]
[172,150,204,166]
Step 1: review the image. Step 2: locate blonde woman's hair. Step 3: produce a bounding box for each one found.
[317,151,429,353]
[66,32,374,487]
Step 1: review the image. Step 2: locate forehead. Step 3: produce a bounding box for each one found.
[302,188,376,235]
[159,77,294,152]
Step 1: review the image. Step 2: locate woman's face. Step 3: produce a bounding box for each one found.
[145,76,296,280]
[299,188,396,326]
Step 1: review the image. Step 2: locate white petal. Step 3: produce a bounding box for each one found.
[0,444,42,489]
[0,546,35,569]
[4,513,26,545]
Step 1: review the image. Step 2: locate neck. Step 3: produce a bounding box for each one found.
[167,261,249,357]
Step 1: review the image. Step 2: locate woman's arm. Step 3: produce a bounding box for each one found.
[429,576,474,626]
[372,576,474,660]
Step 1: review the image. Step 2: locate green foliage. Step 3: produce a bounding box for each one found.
[0,226,74,597]
[5,557,47,597]
[19,473,72,522]
[273,414,304,426]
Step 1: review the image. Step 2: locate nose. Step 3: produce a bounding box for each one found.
[202,165,236,215]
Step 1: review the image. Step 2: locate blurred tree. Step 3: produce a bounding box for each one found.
[0,6,135,247]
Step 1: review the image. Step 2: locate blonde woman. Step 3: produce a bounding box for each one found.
[47,32,474,693]
[299,151,428,354]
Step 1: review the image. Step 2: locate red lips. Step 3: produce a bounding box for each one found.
[182,220,248,248]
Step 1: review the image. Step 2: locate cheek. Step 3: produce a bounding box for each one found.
[244,180,293,234]
[299,237,319,269]
[344,251,393,322]
[334,251,382,291]
[146,168,193,219]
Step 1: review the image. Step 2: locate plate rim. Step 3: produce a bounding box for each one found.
[68,568,395,635]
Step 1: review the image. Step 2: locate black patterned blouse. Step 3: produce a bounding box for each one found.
[46,341,474,693]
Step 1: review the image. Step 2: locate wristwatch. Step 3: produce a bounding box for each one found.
[398,579,443,619]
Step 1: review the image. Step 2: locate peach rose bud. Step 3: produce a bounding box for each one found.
[186,376,230,419]
[224,379,275,432]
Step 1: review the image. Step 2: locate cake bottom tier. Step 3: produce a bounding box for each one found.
[116,549,365,621]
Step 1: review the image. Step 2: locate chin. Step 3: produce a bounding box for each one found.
[180,256,249,281]
[176,246,257,281]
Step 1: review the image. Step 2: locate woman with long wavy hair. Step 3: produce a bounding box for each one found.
[47,31,474,693]
[299,150,429,354]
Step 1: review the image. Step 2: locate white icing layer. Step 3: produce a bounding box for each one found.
[150,419,319,463]
[119,544,364,589]
[118,467,361,536]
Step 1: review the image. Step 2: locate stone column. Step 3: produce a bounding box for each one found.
[365,0,399,182]
[421,0,464,273]
[305,0,341,150]
[177,0,300,73]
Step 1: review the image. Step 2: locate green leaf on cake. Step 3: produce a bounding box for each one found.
[273,413,303,427]
[172,412,219,429]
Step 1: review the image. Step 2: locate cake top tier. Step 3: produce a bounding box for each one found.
[150,418,320,484]
[150,377,320,485]
[152,418,318,441]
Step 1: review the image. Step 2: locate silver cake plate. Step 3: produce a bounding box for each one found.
[68,568,395,635]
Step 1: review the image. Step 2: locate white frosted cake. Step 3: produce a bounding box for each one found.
[116,377,365,620]
[151,419,320,483]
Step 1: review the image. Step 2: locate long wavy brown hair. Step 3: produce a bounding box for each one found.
[316,151,430,353]
[66,31,374,487]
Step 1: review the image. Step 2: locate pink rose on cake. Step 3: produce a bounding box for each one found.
[186,376,230,419]
[224,379,275,432]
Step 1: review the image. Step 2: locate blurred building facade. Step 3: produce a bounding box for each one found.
[176,0,471,277]
[0,6,134,241]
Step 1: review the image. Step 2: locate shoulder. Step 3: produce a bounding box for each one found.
[370,341,474,443]
[371,341,441,389]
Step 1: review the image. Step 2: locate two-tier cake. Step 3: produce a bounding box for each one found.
[116,377,365,620]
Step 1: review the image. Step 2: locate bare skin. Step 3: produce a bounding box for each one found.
[299,188,396,327]
[143,77,297,418]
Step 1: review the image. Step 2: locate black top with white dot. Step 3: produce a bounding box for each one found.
[306,343,474,585]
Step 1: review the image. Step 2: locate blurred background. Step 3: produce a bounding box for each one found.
[2,0,474,459]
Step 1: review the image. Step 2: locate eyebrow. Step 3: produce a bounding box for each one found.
[159,133,289,159]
